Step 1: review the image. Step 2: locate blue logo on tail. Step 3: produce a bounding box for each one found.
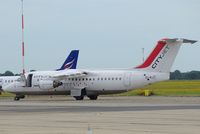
[57,50,79,70]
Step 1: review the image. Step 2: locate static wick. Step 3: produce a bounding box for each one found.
[142,48,145,62]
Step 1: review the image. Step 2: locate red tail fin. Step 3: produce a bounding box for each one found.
[135,39,167,69]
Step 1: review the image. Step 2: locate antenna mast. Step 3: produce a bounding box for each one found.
[142,48,144,62]
[21,0,25,74]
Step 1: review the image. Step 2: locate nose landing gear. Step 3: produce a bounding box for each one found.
[14,95,25,101]
[0,86,2,95]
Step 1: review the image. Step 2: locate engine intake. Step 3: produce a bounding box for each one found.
[53,81,63,88]
[39,80,63,90]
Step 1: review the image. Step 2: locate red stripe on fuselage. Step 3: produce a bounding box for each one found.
[135,40,166,69]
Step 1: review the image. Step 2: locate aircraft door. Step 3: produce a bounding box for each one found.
[123,72,131,88]
[26,74,33,87]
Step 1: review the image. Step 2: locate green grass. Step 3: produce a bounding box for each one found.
[120,80,200,96]
[0,92,15,97]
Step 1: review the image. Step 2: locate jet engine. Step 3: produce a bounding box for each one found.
[39,80,54,90]
[39,80,63,90]
[53,81,63,88]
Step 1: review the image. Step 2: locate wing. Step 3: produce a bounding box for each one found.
[52,70,89,80]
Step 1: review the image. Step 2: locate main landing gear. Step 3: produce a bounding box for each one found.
[74,95,98,100]
[14,95,25,101]
[74,95,84,100]
[73,89,98,100]
[87,95,98,100]
[73,89,86,100]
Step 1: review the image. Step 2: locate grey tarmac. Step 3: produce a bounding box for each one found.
[0,96,200,134]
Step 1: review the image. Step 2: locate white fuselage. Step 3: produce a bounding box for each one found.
[4,69,169,96]
[0,76,20,90]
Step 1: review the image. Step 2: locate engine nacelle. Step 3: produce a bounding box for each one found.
[39,80,54,90]
[39,80,63,90]
[53,81,63,88]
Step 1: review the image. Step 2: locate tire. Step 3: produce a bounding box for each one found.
[20,95,25,99]
[74,96,84,100]
[14,95,25,101]
[14,97,20,101]
[88,95,98,100]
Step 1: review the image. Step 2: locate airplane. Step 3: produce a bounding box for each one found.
[3,38,197,101]
[0,50,79,98]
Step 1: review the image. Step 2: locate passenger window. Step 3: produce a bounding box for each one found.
[108,78,110,80]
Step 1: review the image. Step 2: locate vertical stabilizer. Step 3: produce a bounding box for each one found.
[135,38,197,73]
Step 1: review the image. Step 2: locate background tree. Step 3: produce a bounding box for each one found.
[3,71,14,76]
[170,70,182,80]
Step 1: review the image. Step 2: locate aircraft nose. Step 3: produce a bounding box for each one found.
[2,84,14,92]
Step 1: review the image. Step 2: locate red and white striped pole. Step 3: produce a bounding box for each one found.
[21,0,25,74]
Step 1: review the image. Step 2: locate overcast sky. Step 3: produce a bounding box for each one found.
[0,0,200,73]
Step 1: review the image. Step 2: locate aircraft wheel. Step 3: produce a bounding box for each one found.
[88,95,98,100]
[14,95,25,101]
[14,97,20,101]
[74,96,84,100]
[20,95,25,99]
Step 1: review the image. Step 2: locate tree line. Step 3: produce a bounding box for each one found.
[1,70,200,80]
[170,70,200,80]
[0,71,19,76]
